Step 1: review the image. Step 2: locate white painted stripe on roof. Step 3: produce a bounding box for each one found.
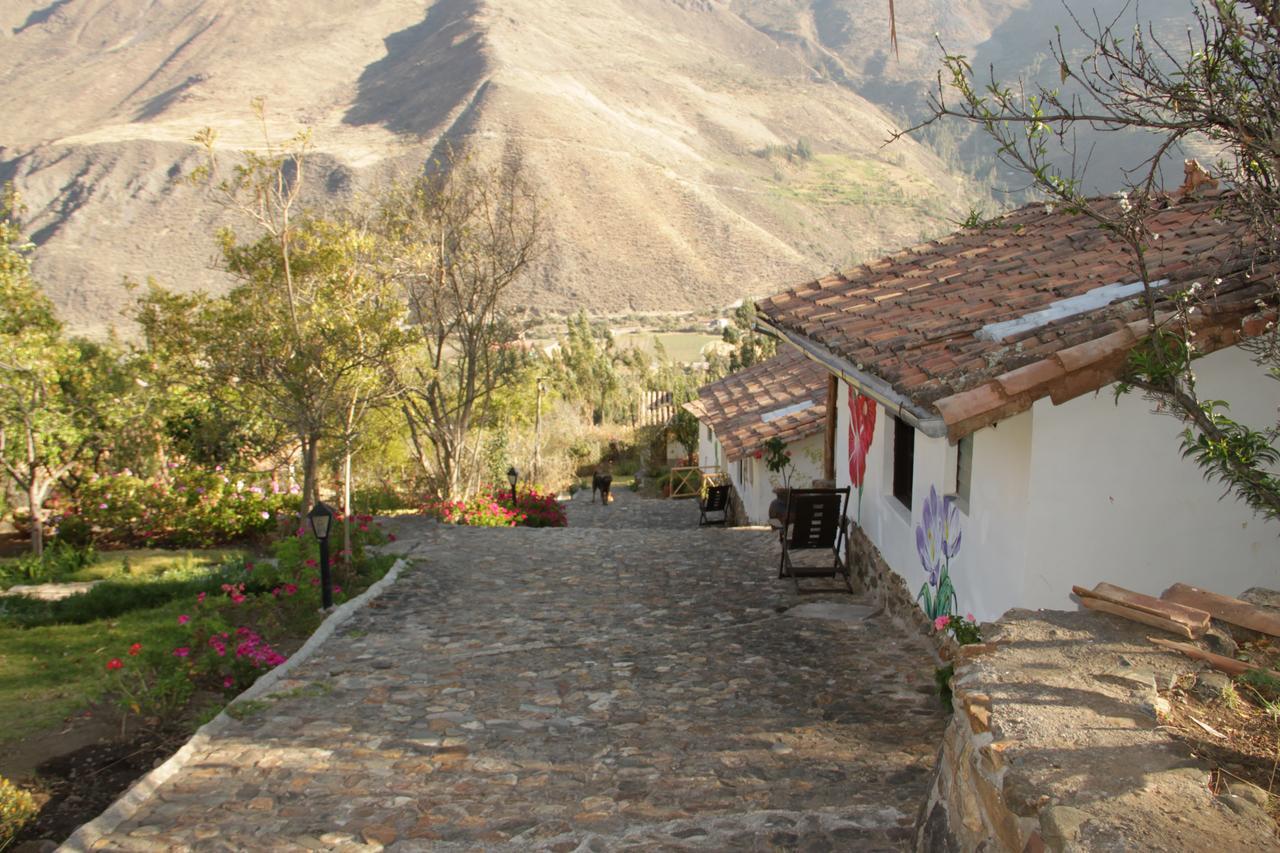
[761,400,815,423]
[976,279,1169,343]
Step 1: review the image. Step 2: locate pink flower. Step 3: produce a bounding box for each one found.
[966,613,975,622]
[173,647,190,658]
[178,614,190,625]
[310,578,320,586]
[933,615,951,631]
[230,593,246,604]
[332,585,342,594]
[223,676,235,688]
[197,592,207,604]
[305,559,317,568]
[284,583,298,595]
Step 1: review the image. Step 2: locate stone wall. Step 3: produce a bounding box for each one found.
[914,609,1275,852]
[848,525,936,639]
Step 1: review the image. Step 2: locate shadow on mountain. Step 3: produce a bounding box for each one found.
[13,0,73,35]
[344,0,489,138]
[135,75,206,122]
[952,0,1201,195]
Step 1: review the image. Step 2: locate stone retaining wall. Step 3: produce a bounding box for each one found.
[848,525,937,640]
[913,609,1274,852]
[844,531,1274,851]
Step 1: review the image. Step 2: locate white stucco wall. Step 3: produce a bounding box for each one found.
[836,346,1280,622]
[727,433,824,525]
[695,422,823,525]
[1021,345,1278,609]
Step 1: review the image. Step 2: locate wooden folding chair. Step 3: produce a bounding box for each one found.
[779,487,852,593]
[698,484,731,526]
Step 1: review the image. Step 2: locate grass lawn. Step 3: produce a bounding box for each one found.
[62,549,242,582]
[0,601,191,744]
[0,548,242,590]
[0,548,239,743]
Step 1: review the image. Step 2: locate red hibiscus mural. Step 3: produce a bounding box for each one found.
[847,390,877,490]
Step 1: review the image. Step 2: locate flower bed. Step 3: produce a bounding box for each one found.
[420,488,567,528]
[93,517,392,727]
[65,469,298,548]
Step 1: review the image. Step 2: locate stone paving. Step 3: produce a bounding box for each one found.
[85,491,947,851]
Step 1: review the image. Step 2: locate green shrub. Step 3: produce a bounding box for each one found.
[0,540,96,588]
[0,774,37,848]
[422,489,567,528]
[73,469,297,548]
[351,484,409,514]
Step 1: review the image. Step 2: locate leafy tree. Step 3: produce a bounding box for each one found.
[0,187,125,554]
[722,299,777,373]
[907,1,1280,522]
[372,146,541,499]
[185,106,407,513]
[555,310,621,425]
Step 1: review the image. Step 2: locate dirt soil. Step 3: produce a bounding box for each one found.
[1,635,309,848]
[1161,633,1280,828]
[1,705,188,850]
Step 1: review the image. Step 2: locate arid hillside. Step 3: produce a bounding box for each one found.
[1,0,1014,333]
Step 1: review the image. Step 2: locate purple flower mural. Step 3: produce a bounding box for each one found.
[916,485,960,620]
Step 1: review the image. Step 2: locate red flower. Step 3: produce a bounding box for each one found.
[847,390,877,490]
[128,643,142,656]
[106,658,124,671]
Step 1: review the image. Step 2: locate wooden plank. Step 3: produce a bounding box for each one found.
[1161,583,1280,638]
[1073,583,1209,635]
[1078,596,1198,639]
[823,374,838,482]
[1148,637,1280,679]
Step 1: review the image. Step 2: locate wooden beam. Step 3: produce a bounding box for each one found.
[824,374,838,481]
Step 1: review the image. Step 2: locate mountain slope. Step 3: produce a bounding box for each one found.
[0,0,983,333]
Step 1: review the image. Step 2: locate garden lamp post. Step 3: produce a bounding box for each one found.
[507,466,519,503]
[308,501,336,610]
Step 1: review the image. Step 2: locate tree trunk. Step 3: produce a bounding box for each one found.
[299,431,319,517]
[343,447,352,566]
[28,480,43,558]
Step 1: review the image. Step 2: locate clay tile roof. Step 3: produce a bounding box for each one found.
[683,350,829,463]
[757,191,1277,440]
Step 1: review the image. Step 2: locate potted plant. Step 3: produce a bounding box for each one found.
[761,436,795,522]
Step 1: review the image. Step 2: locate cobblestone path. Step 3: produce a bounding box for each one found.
[88,492,947,851]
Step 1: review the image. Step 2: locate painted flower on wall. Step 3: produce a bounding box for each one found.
[916,485,960,620]
[847,390,876,520]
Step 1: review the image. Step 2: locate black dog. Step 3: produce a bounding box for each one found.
[591,470,613,504]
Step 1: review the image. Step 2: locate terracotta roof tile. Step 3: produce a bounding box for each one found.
[759,191,1277,439]
[682,351,829,463]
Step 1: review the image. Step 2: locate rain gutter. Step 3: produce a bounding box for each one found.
[755,318,949,439]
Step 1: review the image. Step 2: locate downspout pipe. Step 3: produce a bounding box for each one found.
[755,318,950,439]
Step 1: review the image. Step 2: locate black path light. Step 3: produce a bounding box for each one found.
[308,501,336,610]
[506,466,519,504]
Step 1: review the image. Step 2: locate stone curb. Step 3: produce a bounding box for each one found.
[58,557,410,853]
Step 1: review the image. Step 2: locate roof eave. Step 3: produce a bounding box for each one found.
[756,317,949,439]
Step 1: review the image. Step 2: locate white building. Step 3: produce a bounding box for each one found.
[758,188,1279,622]
[684,351,829,525]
